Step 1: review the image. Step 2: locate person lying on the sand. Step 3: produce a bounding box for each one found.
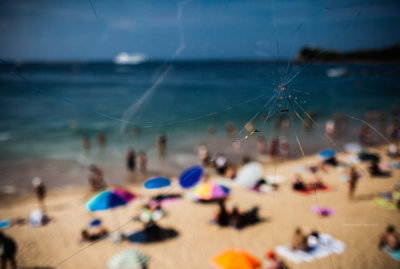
[81,227,108,242]
[292,174,306,191]
[323,156,339,167]
[291,228,309,251]
[308,174,325,190]
[213,201,261,229]
[379,225,400,251]
[368,160,391,177]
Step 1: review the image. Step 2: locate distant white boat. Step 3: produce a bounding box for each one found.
[326,67,348,78]
[114,52,147,65]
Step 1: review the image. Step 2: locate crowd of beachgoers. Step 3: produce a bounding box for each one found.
[1,109,400,269]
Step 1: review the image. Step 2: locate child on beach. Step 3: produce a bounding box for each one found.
[291,228,309,251]
[379,225,400,251]
[32,177,46,212]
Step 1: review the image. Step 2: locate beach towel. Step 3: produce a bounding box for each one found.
[311,206,334,216]
[383,247,400,261]
[374,198,397,210]
[275,234,345,264]
[149,196,181,207]
[295,185,332,195]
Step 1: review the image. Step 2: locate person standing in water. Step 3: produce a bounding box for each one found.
[257,136,267,155]
[157,133,167,158]
[126,149,136,172]
[82,136,91,155]
[97,133,106,150]
[138,151,148,174]
[32,177,46,212]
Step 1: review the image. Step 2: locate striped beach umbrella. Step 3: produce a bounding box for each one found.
[108,249,150,269]
[194,182,230,201]
[85,188,136,212]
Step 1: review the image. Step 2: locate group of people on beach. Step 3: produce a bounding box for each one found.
[213,200,261,230]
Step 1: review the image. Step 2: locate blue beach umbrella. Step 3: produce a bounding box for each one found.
[179,165,203,189]
[143,177,171,189]
[0,219,10,230]
[318,149,336,159]
[85,190,130,212]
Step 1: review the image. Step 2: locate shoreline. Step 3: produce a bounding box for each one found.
[0,144,399,268]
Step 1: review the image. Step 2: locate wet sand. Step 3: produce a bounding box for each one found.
[0,146,399,268]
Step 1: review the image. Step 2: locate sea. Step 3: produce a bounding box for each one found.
[0,61,399,189]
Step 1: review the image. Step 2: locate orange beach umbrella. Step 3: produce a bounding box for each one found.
[210,248,261,269]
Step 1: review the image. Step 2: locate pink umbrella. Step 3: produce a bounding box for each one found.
[111,187,136,203]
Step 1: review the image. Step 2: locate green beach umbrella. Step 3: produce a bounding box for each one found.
[108,249,150,269]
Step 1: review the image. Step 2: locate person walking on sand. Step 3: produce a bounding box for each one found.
[32,177,46,212]
[0,231,17,269]
[348,166,359,200]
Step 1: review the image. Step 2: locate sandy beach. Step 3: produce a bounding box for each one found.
[1,145,399,269]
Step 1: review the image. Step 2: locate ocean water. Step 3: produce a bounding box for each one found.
[0,61,399,170]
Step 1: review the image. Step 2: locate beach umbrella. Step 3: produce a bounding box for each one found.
[108,249,150,269]
[194,182,230,201]
[358,152,380,162]
[0,219,10,230]
[317,149,336,160]
[143,177,171,189]
[235,162,263,189]
[344,142,363,153]
[85,188,136,212]
[179,165,203,189]
[210,248,261,269]
[112,187,136,203]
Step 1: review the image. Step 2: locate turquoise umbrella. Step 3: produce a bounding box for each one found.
[85,188,135,212]
[108,249,150,269]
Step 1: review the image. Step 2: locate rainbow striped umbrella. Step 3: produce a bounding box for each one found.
[194,182,230,201]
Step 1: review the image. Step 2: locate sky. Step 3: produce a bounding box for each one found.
[0,0,399,61]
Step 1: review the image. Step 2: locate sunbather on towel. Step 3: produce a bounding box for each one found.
[292,174,306,191]
[291,228,310,251]
[81,227,108,242]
